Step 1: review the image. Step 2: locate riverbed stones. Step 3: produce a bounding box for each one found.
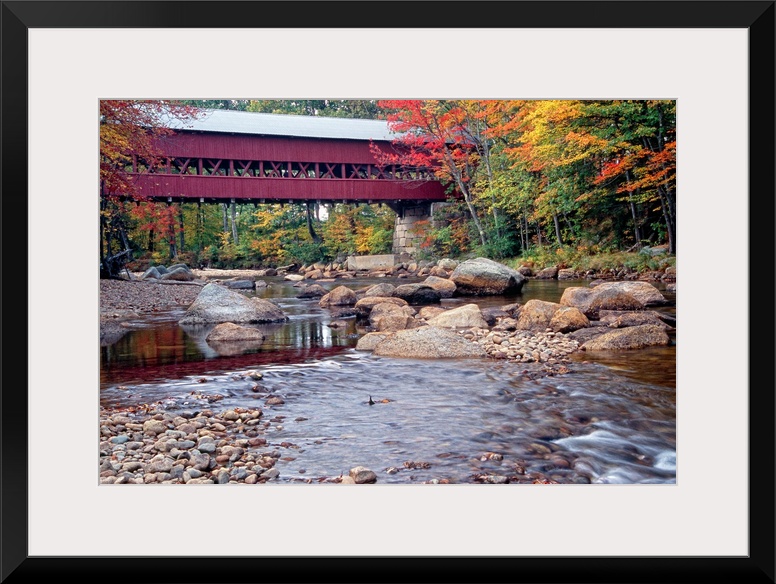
[372,326,487,359]
[580,324,670,351]
[179,283,287,325]
[449,257,527,295]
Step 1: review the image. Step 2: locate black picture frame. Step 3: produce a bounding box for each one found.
[2,1,774,582]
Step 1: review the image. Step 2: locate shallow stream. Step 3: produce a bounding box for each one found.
[100,277,676,484]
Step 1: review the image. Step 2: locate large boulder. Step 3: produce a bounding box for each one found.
[372,326,487,359]
[560,285,645,318]
[355,332,392,351]
[392,283,441,305]
[516,299,562,331]
[422,276,457,298]
[597,310,674,330]
[222,279,254,290]
[363,283,396,298]
[179,283,287,325]
[140,266,162,280]
[580,324,671,351]
[426,304,488,329]
[354,296,409,317]
[436,258,459,271]
[590,281,668,306]
[160,267,195,282]
[369,302,417,332]
[449,257,526,295]
[549,306,589,333]
[296,284,328,298]
[319,285,358,307]
[534,266,559,279]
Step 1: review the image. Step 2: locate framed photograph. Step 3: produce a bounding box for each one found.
[4,1,773,582]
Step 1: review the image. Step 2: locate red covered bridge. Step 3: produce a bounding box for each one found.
[104,109,451,206]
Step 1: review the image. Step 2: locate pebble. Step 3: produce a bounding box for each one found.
[100,405,280,485]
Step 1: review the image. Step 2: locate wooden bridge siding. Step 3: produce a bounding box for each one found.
[157,132,394,165]
[130,174,448,202]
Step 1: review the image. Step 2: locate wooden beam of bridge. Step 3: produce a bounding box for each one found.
[114,174,449,204]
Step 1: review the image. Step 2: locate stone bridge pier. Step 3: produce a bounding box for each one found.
[388,202,451,255]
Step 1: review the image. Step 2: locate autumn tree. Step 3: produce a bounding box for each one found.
[99,100,200,277]
[371,100,489,247]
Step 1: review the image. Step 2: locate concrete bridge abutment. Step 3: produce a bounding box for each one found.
[388,201,452,255]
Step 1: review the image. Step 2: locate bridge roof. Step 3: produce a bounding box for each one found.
[164,108,401,142]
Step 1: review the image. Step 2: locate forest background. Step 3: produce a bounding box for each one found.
[99,98,677,276]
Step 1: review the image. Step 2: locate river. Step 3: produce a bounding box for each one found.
[100,276,676,485]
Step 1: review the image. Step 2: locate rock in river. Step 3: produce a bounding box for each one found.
[179,283,287,325]
[372,326,487,359]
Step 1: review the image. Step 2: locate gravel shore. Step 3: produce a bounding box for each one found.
[100,278,203,316]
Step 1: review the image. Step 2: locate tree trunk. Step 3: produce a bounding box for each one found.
[523,215,529,250]
[99,197,106,264]
[306,202,322,243]
[222,203,228,232]
[196,202,203,252]
[230,202,239,245]
[658,186,676,253]
[179,205,185,251]
[553,213,563,246]
[625,170,641,246]
[441,143,487,247]
[148,228,155,253]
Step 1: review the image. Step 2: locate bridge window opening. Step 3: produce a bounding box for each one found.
[264,161,284,178]
[236,161,254,176]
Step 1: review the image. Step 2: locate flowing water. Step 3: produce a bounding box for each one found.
[100,277,676,484]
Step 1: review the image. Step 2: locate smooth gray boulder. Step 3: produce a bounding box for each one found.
[422,275,457,298]
[179,283,287,325]
[160,267,195,282]
[590,281,667,306]
[140,266,162,280]
[319,285,358,307]
[372,326,487,359]
[580,324,670,351]
[426,304,488,329]
[392,283,441,305]
[449,257,526,295]
[561,285,646,318]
